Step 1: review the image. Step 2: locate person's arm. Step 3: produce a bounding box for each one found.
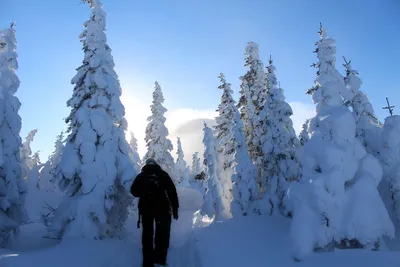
[130,173,144,198]
[164,171,179,214]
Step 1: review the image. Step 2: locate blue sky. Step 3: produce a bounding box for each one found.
[1,0,399,159]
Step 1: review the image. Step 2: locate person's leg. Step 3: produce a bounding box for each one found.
[154,213,172,265]
[142,213,155,267]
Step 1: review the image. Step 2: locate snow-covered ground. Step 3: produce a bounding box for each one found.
[196,215,400,267]
[1,186,400,267]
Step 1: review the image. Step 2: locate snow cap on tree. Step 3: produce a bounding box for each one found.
[307,24,351,111]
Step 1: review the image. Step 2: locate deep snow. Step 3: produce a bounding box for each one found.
[2,214,400,267]
[1,180,400,267]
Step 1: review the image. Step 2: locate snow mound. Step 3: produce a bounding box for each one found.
[196,215,400,267]
[176,187,203,211]
[170,187,203,248]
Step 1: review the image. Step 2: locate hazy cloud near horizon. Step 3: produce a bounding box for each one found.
[123,97,315,165]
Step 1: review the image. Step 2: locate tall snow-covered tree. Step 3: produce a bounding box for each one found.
[380,115,400,224]
[0,24,28,247]
[230,108,258,216]
[31,151,41,167]
[237,42,266,173]
[39,131,65,191]
[190,152,206,191]
[258,57,300,215]
[191,152,202,179]
[175,137,190,187]
[299,119,310,146]
[289,25,393,260]
[20,129,38,178]
[214,73,236,169]
[29,151,43,189]
[201,123,229,221]
[213,73,235,211]
[144,81,176,182]
[48,0,135,239]
[128,131,141,175]
[343,59,382,157]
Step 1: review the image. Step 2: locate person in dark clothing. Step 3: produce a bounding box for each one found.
[130,158,179,267]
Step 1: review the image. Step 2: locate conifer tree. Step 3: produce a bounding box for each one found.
[380,115,400,224]
[201,123,229,221]
[190,152,206,191]
[20,129,38,178]
[128,131,141,175]
[213,73,235,209]
[0,24,28,246]
[259,57,300,215]
[144,81,176,182]
[191,152,202,179]
[237,42,267,173]
[299,119,310,146]
[214,73,236,169]
[175,137,190,186]
[48,0,135,239]
[230,109,258,216]
[343,58,382,157]
[290,24,393,260]
[39,131,64,191]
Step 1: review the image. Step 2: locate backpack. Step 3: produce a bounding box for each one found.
[137,172,170,228]
[143,173,165,201]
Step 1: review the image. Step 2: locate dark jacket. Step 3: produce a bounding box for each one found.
[130,163,179,215]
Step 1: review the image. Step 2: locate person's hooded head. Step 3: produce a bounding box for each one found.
[142,157,161,172]
[145,158,157,165]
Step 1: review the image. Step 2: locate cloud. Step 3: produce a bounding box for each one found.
[169,118,217,163]
[166,109,217,163]
[122,93,314,166]
[122,92,217,162]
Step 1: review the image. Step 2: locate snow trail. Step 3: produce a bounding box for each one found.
[0,187,204,267]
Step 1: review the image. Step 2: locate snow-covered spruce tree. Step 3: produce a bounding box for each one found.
[201,123,229,221]
[190,152,206,192]
[299,119,310,146]
[237,42,267,174]
[39,131,65,191]
[289,25,393,260]
[144,81,176,182]
[175,137,190,187]
[128,131,141,175]
[343,58,382,157]
[31,151,41,167]
[27,151,43,190]
[214,73,236,169]
[0,24,28,247]
[230,108,258,216]
[213,73,235,212]
[258,57,300,215]
[48,0,135,239]
[380,115,400,224]
[29,151,43,189]
[20,128,38,178]
[191,152,202,180]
